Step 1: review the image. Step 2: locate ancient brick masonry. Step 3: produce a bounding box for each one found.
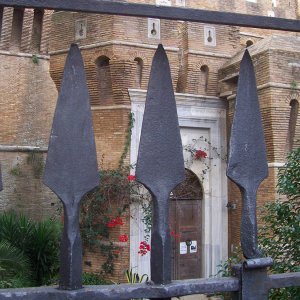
[0,8,59,220]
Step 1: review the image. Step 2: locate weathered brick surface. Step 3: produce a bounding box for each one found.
[0,151,61,220]
[0,54,59,219]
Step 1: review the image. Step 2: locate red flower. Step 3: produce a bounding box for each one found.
[195,149,207,160]
[115,216,124,226]
[127,175,136,181]
[138,241,151,256]
[106,221,116,228]
[119,234,128,242]
[106,216,124,228]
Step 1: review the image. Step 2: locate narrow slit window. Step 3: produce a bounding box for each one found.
[134,58,143,88]
[0,7,3,41]
[286,99,299,152]
[200,65,209,94]
[95,56,113,105]
[10,8,24,51]
[31,9,44,53]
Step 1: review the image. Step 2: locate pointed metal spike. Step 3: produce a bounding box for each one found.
[136,44,185,285]
[227,49,268,259]
[43,44,99,290]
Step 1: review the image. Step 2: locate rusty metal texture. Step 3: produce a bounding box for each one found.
[227,50,268,259]
[43,44,99,290]
[241,265,269,300]
[136,44,185,285]
[0,0,300,32]
[0,277,240,300]
[243,257,273,269]
[268,272,300,289]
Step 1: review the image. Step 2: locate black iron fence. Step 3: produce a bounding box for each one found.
[0,1,299,299]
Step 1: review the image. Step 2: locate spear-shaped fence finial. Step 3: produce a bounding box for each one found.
[43,44,99,290]
[136,44,185,285]
[227,49,268,259]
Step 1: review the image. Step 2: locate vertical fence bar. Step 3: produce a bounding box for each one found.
[240,258,273,300]
[227,50,268,259]
[136,44,185,293]
[43,44,99,290]
[227,50,273,299]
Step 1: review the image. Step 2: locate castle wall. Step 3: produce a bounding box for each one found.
[0,53,59,220]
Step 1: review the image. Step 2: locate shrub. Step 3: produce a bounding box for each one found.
[259,147,300,299]
[82,272,110,285]
[0,211,61,287]
[0,241,32,288]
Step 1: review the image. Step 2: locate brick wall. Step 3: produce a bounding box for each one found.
[0,7,51,54]
[0,54,59,220]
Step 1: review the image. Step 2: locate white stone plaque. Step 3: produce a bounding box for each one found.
[204,25,216,47]
[190,241,197,253]
[156,0,171,6]
[148,18,160,39]
[180,242,187,254]
[75,19,87,40]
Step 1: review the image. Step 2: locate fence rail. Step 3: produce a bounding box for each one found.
[0,0,299,31]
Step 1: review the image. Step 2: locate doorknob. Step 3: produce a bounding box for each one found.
[185,240,192,247]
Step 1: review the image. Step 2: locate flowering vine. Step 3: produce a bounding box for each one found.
[138,241,151,256]
[119,234,129,243]
[106,216,124,228]
[194,149,207,160]
[183,136,226,182]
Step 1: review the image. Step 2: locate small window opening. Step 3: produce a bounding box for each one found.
[0,7,3,41]
[10,8,24,51]
[286,99,299,152]
[200,65,209,94]
[134,58,143,88]
[31,9,44,53]
[95,56,113,105]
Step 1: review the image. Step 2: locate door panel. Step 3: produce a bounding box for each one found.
[170,199,202,280]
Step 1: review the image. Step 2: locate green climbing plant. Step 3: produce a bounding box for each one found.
[80,112,148,277]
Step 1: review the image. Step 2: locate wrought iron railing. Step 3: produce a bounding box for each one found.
[0,1,299,299]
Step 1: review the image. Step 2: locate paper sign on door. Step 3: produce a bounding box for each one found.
[190,241,197,253]
[180,242,187,254]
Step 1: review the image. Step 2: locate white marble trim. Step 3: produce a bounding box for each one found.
[129,89,228,278]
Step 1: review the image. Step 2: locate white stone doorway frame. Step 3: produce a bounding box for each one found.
[129,89,228,278]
